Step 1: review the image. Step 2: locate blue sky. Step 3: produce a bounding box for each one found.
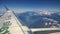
[0,0,60,11]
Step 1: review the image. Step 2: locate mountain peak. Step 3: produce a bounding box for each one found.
[37,11,53,15]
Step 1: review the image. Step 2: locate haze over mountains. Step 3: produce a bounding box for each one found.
[16,11,60,28]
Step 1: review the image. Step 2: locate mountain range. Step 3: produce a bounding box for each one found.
[16,11,60,28]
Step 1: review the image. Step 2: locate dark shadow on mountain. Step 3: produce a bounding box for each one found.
[16,11,60,28]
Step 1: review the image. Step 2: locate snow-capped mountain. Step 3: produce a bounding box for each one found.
[37,11,54,15]
[16,11,60,28]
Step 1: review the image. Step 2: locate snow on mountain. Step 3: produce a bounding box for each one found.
[56,12,60,16]
[16,11,60,28]
[42,17,60,28]
[37,11,54,15]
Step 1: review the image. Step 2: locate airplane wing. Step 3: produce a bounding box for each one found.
[31,28,60,34]
[0,7,33,34]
